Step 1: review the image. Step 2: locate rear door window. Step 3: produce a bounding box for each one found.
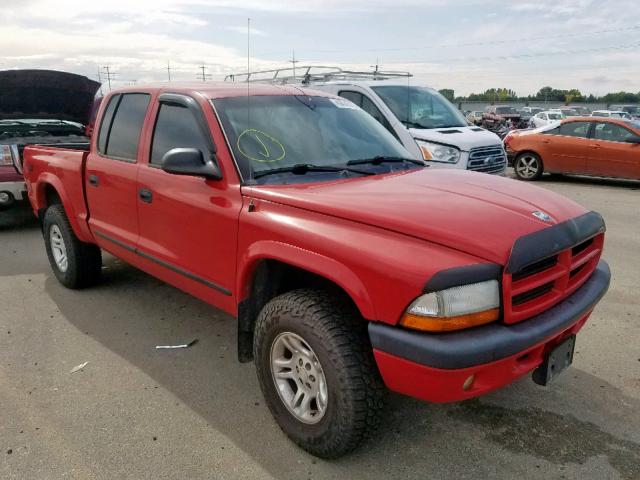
[97,94,119,155]
[102,93,150,161]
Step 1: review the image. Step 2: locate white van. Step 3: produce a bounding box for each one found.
[225,68,507,175]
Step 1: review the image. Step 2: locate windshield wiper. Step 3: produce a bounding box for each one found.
[401,120,428,129]
[346,155,425,167]
[252,163,374,180]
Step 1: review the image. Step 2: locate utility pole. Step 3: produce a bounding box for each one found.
[370,58,381,79]
[288,50,299,79]
[197,64,212,82]
[97,67,104,96]
[102,65,116,91]
[167,61,172,82]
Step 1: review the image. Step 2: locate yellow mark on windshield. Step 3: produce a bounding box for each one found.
[237,129,286,163]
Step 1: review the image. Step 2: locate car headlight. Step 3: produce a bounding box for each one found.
[415,140,461,163]
[400,280,500,332]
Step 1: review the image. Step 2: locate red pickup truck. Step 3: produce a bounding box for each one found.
[23,84,610,458]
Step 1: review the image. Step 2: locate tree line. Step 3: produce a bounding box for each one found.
[437,87,640,104]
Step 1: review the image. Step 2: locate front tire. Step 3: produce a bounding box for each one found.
[254,289,385,458]
[43,204,102,289]
[514,152,544,181]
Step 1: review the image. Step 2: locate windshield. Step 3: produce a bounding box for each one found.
[622,106,639,114]
[548,113,563,120]
[370,85,467,129]
[213,95,413,184]
[495,106,517,114]
[561,109,578,116]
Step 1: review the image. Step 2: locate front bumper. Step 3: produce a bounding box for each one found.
[0,181,27,210]
[369,260,610,403]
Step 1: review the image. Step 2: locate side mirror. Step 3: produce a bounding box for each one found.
[161,148,222,180]
[625,135,640,144]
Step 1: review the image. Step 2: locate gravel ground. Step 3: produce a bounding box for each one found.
[1,172,639,480]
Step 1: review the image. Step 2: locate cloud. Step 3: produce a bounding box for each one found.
[225,25,268,36]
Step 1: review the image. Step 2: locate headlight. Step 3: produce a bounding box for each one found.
[400,280,500,332]
[415,140,461,163]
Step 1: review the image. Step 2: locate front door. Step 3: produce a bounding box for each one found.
[136,94,241,309]
[587,121,640,179]
[86,92,151,248]
[542,121,592,173]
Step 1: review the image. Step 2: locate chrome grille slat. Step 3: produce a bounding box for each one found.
[467,146,507,173]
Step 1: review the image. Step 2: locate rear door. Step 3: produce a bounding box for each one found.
[587,121,640,179]
[136,93,240,308]
[541,121,591,173]
[86,92,150,249]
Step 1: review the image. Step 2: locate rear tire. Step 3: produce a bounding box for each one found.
[43,204,102,289]
[253,289,385,458]
[514,152,544,180]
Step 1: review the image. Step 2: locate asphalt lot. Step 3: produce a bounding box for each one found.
[1,172,639,480]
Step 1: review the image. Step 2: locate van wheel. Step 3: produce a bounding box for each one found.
[514,152,543,180]
[43,204,102,289]
[253,289,385,458]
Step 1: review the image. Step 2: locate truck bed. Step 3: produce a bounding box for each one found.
[23,144,93,242]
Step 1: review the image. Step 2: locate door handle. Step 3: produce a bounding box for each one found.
[542,139,551,144]
[590,144,601,149]
[139,188,153,203]
[88,174,99,187]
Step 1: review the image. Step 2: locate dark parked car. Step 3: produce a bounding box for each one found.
[0,69,100,211]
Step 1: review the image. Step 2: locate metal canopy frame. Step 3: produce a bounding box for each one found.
[224,66,412,85]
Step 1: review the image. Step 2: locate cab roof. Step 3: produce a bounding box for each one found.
[104,82,332,100]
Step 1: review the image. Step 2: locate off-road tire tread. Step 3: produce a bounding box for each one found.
[43,204,102,289]
[253,288,386,458]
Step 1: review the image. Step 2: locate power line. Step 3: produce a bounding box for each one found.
[254,24,640,57]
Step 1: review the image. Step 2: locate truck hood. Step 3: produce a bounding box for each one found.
[247,169,588,265]
[0,70,101,125]
[408,126,501,151]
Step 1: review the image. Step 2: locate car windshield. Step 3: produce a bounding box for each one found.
[370,85,467,129]
[548,113,563,120]
[622,106,639,114]
[213,95,415,184]
[561,109,578,116]
[496,106,517,114]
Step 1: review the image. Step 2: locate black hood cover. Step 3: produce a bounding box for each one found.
[0,70,101,125]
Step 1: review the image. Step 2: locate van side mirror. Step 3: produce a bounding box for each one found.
[161,148,222,180]
[624,135,640,144]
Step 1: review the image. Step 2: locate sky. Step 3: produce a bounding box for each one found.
[2,0,639,96]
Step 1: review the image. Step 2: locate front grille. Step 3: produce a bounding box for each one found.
[467,146,507,174]
[512,281,555,306]
[503,233,604,324]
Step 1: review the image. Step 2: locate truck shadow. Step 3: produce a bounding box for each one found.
[44,259,640,480]
[0,202,39,232]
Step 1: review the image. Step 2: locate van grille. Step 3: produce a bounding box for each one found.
[467,146,507,174]
[503,233,604,324]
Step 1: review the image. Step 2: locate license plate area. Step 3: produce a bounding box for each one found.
[532,335,575,386]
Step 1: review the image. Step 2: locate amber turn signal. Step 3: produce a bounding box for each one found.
[399,308,499,332]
